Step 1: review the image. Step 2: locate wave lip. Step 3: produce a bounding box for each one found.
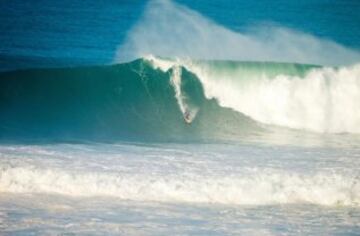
[0,165,359,206]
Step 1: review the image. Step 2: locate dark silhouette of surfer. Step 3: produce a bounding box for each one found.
[184,110,191,124]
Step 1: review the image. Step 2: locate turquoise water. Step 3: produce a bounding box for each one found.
[0,0,360,235]
[0,59,318,142]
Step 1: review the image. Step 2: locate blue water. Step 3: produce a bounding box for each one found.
[1,0,359,71]
[1,1,360,235]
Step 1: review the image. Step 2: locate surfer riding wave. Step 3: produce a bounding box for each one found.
[184,110,192,124]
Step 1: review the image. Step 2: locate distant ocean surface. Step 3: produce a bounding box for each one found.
[1,0,360,235]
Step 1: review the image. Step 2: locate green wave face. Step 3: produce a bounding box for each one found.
[190,60,317,79]
[0,59,323,143]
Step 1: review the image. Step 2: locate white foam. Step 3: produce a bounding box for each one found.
[144,54,175,71]
[146,56,198,121]
[170,65,198,122]
[147,57,360,133]
[194,63,360,133]
[0,164,359,206]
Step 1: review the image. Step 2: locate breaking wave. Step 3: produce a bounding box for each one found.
[0,57,360,143]
[0,163,359,206]
[147,56,360,133]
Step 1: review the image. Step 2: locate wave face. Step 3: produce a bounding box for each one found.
[0,58,254,142]
[0,57,359,143]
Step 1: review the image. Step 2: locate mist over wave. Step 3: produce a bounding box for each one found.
[116,0,360,66]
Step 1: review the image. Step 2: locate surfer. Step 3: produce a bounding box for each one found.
[184,111,191,124]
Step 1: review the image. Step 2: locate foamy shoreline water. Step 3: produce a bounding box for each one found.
[0,142,360,235]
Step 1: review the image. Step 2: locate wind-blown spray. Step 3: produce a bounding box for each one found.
[117,0,360,66]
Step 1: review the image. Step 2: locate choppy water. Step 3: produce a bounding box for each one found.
[1,143,360,235]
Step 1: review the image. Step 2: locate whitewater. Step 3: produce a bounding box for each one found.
[1,0,360,235]
[147,56,360,133]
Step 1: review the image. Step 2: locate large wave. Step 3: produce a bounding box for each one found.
[1,0,359,143]
[0,57,359,143]
[0,59,255,142]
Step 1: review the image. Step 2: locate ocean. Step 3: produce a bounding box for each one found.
[0,0,360,235]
